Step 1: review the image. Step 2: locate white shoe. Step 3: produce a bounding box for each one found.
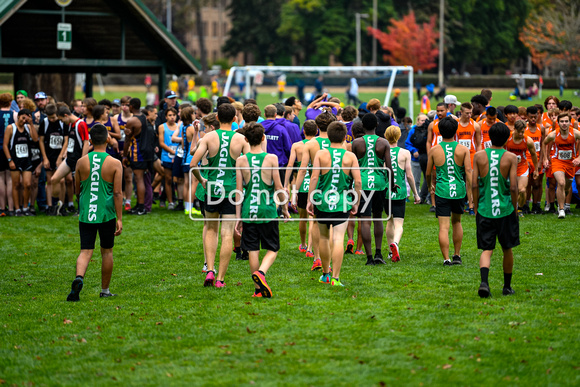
[544,203,550,212]
[558,209,565,219]
[167,202,175,210]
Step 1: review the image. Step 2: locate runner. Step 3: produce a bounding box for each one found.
[426,103,449,212]
[480,106,499,150]
[426,117,472,265]
[235,122,290,298]
[114,96,133,211]
[472,121,519,298]
[351,113,391,265]
[543,107,560,213]
[524,106,545,214]
[158,108,179,209]
[385,125,420,263]
[2,109,37,216]
[307,121,362,287]
[505,120,538,215]
[191,103,250,287]
[67,124,123,302]
[542,112,580,218]
[0,93,16,216]
[504,105,518,132]
[456,102,481,214]
[171,106,197,215]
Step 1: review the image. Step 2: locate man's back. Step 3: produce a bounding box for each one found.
[78,151,119,223]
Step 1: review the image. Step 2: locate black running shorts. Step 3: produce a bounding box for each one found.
[314,207,350,228]
[476,211,520,251]
[79,219,116,250]
[357,189,385,217]
[435,195,464,217]
[241,221,280,252]
[384,198,406,219]
[297,192,308,210]
[204,194,236,215]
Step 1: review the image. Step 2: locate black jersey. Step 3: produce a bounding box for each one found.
[39,117,66,162]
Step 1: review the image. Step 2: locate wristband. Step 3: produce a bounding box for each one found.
[7,158,12,162]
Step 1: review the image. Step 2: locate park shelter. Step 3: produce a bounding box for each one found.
[0,0,199,98]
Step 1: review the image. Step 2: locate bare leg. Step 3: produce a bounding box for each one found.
[248,251,261,290]
[451,212,463,256]
[330,222,348,278]
[318,223,331,272]
[259,250,277,274]
[0,171,7,210]
[216,215,235,282]
[437,216,451,261]
[10,170,21,209]
[45,170,54,206]
[554,172,567,210]
[124,166,133,203]
[176,177,184,200]
[76,250,95,277]
[50,161,71,199]
[204,212,220,272]
[29,171,39,209]
[101,248,114,289]
[386,218,394,246]
[21,171,32,209]
[312,221,321,259]
[391,217,405,245]
[164,168,174,204]
[5,171,13,210]
[298,208,307,246]
[133,169,145,205]
[517,175,528,209]
[360,217,372,255]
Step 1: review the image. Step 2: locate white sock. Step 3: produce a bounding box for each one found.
[23,207,29,211]
[185,202,191,211]
[68,202,74,207]
[101,288,110,294]
[564,203,571,210]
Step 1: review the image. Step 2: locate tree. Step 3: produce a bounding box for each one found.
[367,11,438,71]
[520,0,580,72]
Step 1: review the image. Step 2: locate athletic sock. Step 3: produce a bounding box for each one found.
[76,275,83,280]
[101,288,110,295]
[52,197,60,205]
[375,249,382,256]
[504,272,512,288]
[68,202,74,207]
[564,203,571,210]
[367,255,373,261]
[233,247,241,254]
[258,270,265,277]
[185,202,191,211]
[23,207,29,211]
[480,267,489,285]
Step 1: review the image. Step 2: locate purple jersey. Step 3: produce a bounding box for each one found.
[345,121,353,143]
[275,118,301,145]
[305,107,338,121]
[261,119,292,166]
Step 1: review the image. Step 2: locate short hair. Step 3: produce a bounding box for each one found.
[121,95,131,104]
[327,121,347,143]
[526,106,538,115]
[548,108,560,117]
[385,125,401,143]
[18,108,32,117]
[98,99,112,108]
[232,101,243,112]
[504,105,518,115]
[436,102,446,109]
[403,117,412,125]
[351,121,365,139]
[534,104,544,114]
[558,100,572,111]
[129,98,141,111]
[514,120,526,132]
[367,98,381,111]
[274,103,285,116]
[57,106,71,117]
[264,105,277,118]
[216,96,233,108]
[143,105,156,114]
[22,98,35,111]
[285,96,296,107]
[361,113,378,131]
[242,122,264,146]
[196,98,213,115]
[0,92,12,108]
[489,122,510,146]
[83,97,98,114]
[70,99,82,107]
[303,120,318,137]
[202,113,220,130]
[486,106,497,117]
[283,106,293,119]
[45,103,57,116]
[460,102,473,111]
[217,103,236,124]
[90,124,108,145]
[242,104,261,122]
[438,116,458,139]
[180,106,195,126]
[558,112,571,123]
[243,98,257,106]
[544,95,560,109]
[92,105,106,121]
[165,107,178,117]
[341,106,358,122]
[328,97,340,104]
[470,94,488,106]
[572,107,580,115]
[481,89,492,102]
[315,111,336,132]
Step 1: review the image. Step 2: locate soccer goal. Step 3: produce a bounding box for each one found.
[223,65,415,119]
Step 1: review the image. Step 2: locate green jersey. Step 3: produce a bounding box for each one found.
[435,141,466,199]
[313,148,353,213]
[79,152,116,224]
[298,139,310,193]
[478,148,514,218]
[387,146,407,200]
[206,129,236,199]
[315,136,331,151]
[195,164,209,201]
[360,135,387,191]
[242,152,278,223]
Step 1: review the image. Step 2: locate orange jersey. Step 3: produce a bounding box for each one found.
[541,112,551,128]
[431,120,442,147]
[506,134,530,176]
[551,129,577,177]
[480,119,499,149]
[524,125,542,162]
[456,119,477,165]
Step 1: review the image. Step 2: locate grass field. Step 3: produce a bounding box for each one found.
[1,202,579,385]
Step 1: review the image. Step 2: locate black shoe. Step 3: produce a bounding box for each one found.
[373,252,386,264]
[15,209,24,217]
[235,249,243,260]
[443,260,452,266]
[531,204,541,215]
[59,206,69,216]
[67,278,83,302]
[29,208,36,216]
[174,202,185,211]
[564,207,572,215]
[365,257,375,266]
[99,292,117,298]
[429,206,436,213]
[452,255,462,265]
[23,208,33,216]
[548,204,556,214]
[7,210,14,217]
[66,205,76,214]
[241,250,249,260]
[521,204,530,214]
[502,287,515,296]
[478,282,491,298]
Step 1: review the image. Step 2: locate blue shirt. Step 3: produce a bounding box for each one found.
[261,119,292,166]
[405,125,419,162]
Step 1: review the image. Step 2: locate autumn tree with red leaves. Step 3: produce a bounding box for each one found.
[367,11,439,71]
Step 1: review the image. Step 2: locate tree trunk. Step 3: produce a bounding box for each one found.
[21,73,76,105]
[195,5,209,84]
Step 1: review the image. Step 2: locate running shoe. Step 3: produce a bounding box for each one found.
[66,277,83,302]
[252,291,263,298]
[319,273,331,284]
[190,207,202,216]
[311,258,322,271]
[0,209,6,217]
[175,202,185,211]
[124,202,131,211]
[241,250,249,261]
[160,201,166,208]
[331,278,344,287]
[390,243,400,262]
[55,200,63,216]
[452,254,462,265]
[544,203,550,212]
[374,255,387,265]
[365,257,375,266]
[558,209,565,219]
[204,270,215,287]
[564,207,572,215]
[468,208,475,215]
[306,251,314,258]
[517,210,524,218]
[167,202,175,210]
[23,208,32,216]
[521,204,530,214]
[235,249,243,260]
[215,280,226,288]
[345,239,354,254]
[429,206,436,213]
[15,209,23,217]
[354,249,364,255]
[202,262,208,273]
[502,287,515,296]
[184,209,190,215]
[99,292,117,298]
[478,282,491,298]
[298,244,308,253]
[443,260,452,266]
[252,271,272,298]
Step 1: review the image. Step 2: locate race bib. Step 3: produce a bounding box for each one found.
[534,141,541,152]
[176,145,184,158]
[558,150,572,160]
[67,138,75,153]
[120,130,126,141]
[484,140,492,149]
[49,134,63,149]
[31,148,40,161]
[516,155,522,164]
[169,145,177,160]
[15,144,28,158]
[459,139,471,148]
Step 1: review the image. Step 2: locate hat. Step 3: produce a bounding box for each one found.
[164,90,177,99]
[426,84,435,93]
[112,99,121,106]
[34,91,47,100]
[358,102,370,114]
[16,90,28,97]
[394,88,401,96]
[444,95,461,105]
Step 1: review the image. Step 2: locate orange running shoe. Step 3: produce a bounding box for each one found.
[306,251,314,258]
[298,244,308,253]
[311,258,322,271]
[345,239,354,254]
[354,249,364,255]
[390,243,400,262]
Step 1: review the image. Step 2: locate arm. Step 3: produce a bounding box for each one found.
[306,152,321,216]
[271,155,290,220]
[109,119,122,140]
[306,93,327,110]
[463,149,473,200]
[113,159,123,235]
[234,157,246,236]
[157,124,175,154]
[26,116,38,141]
[474,123,482,152]
[405,127,419,158]
[171,126,183,144]
[426,149,434,191]
[349,155,362,215]
[542,132,555,168]
[39,135,49,169]
[3,125,14,170]
[472,153,480,214]
[75,158,82,195]
[404,151,420,203]
[284,144,297,189]
[426,122,434,153]
[527,137,539,178]
[190,136,209,185]
[58,136,69,167]
[508,155,518,211]
[573,130,580,166]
